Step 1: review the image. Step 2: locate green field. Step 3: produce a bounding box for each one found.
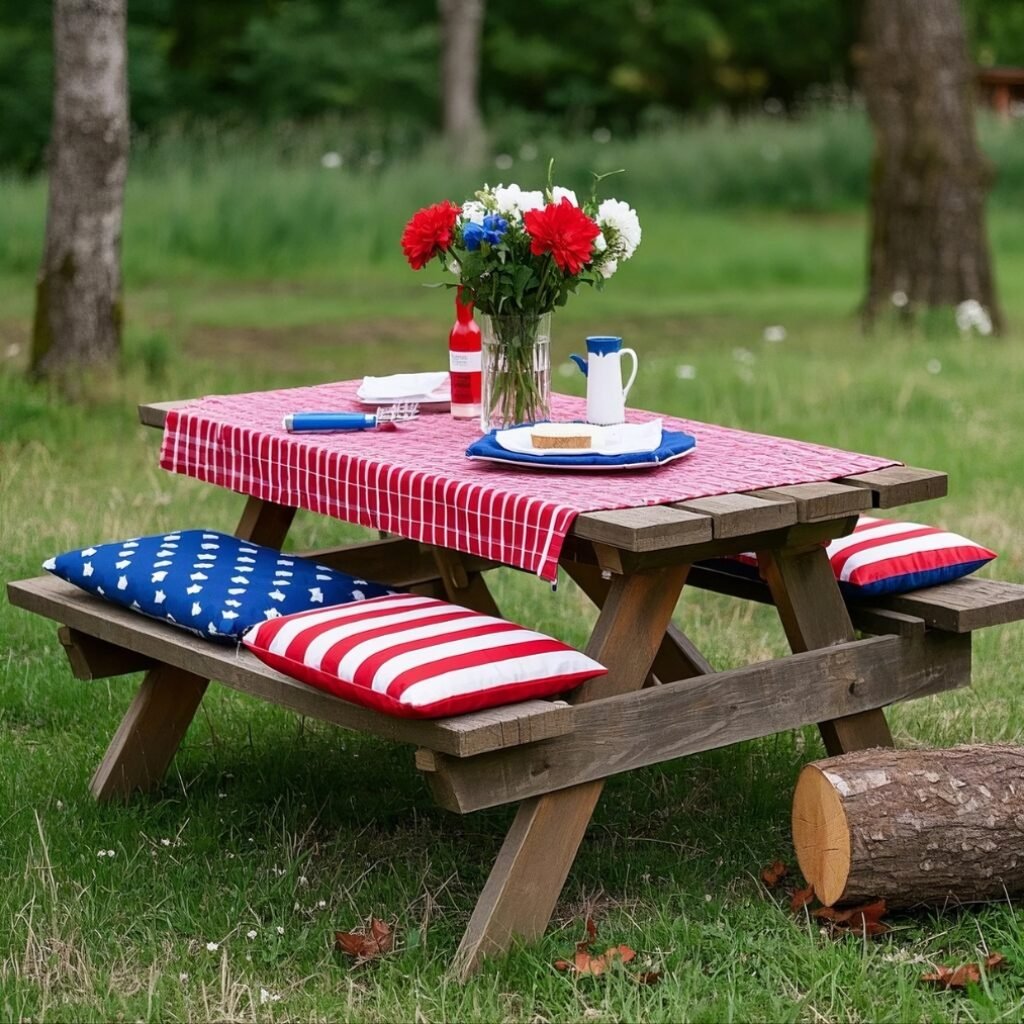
[2,123,1024,1021]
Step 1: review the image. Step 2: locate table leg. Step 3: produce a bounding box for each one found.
[452,563,689,979]
[563,561,712,682]
[757,544,894,755]
[429,547,501,615]
[90,498,297,801]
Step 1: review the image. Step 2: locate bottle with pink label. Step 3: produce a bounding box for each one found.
[449,287,482,421]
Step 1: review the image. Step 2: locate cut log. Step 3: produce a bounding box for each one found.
[792,745,1024,908]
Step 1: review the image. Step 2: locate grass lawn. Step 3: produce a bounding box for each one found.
[2,195,1024,1022]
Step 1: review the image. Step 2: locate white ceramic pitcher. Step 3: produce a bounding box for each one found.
[569,336,639,426]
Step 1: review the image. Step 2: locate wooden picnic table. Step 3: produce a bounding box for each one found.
[10,386,1024,979]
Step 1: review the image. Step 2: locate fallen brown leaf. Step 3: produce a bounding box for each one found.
[633,970,662,985]
[814,899,889,937]
[921,952,1007,990]
[334,917,394,963]
[761,860,789,888]
[553,919,640,978]
[790,885,815,913]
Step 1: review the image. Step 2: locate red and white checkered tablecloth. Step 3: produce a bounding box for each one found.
[159,380,899,582]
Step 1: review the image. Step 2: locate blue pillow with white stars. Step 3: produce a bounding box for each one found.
[43,529,396,643]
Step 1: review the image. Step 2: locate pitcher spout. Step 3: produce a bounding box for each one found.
[569,353,588,377]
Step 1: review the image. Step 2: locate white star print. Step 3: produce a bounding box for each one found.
[117,576,128,591]
[151,571,168,582]
[309,587,324,603]
[154,590,166,604]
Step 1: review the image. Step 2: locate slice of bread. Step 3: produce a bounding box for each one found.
[530,423,593,450]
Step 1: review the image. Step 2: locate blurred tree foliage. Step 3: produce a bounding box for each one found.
[0,0,1019,173]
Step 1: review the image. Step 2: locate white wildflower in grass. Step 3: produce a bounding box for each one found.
[97,850,107,858]
[596,199,641,260]
[926,358,942,375]
[494,153,514,170]
[260,988,282,1005]
[179,972,189,983]
[551,186,578,206]
[160,838,171,847]
[891,290,909,308]
[675,364,697,380]
[298,875,309,886]
[276,926,285,935]
[732,347,756,364]
[763,325,787,343]
[592,126,612,143]
[317,900,327,909]
[956,299,993,336]
[246,929,258,940]
[206,941,219,952]
[320,152,342,170]
[55,800,64,810]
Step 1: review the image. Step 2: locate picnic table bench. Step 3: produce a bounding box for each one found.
[8,386,1024,978]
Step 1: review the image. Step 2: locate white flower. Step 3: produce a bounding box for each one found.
[206,941,219,952]
[320,151,342,170]
[276,926,285,935]
[675,364,697,380]
[316,900,327,909]
[593,232,607,252]
[763,325,787,343]
[160,838,171,847]
[926,358,942,375]
[891,290,909,308]
[260,988,281,1005]
[598,258,618,280]
[493,183,544,218]
[246,929,258,940]
[551,186,578,206]
[460,200,487,225]
[955,299,993,336]
[179,972,189,983]
[596,199,641,260]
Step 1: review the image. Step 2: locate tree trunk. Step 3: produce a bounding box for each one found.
[31,0,129,383]
[438,0,486,168]
[792,745,1024,908]
[860,0,1003,333]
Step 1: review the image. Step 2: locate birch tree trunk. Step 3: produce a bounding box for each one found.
[438,0,486,168]
[860,0,1003,333]
[30,0,129,383]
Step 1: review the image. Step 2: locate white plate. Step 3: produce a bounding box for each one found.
[495,420,664,458]
[469,445,696,472]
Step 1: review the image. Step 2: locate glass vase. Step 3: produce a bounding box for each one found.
[479,311,552,432]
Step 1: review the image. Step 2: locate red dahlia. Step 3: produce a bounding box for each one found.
[523,198,601,275]
[401,200,462,270]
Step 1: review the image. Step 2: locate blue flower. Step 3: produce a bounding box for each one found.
[463,214,509,251]
[462,221,485,251]
[482,214,508,245]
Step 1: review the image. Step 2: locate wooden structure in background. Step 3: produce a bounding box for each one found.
[977,67,1024,122]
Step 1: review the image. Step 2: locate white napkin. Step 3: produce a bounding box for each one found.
[591,419,663,455]
[357,372,450,402]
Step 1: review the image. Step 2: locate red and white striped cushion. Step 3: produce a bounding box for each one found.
[242,593,606,718]
[728,516,996,597]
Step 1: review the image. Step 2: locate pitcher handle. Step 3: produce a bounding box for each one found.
[620,348,638,399]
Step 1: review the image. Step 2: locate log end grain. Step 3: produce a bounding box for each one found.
[792,764,852,906]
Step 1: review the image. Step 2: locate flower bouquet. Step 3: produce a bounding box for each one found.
[401,176,641,430]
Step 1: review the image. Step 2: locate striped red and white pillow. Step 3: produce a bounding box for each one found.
[724,516,996,597]
[242,593,606,718]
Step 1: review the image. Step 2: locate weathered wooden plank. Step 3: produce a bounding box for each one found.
[57,626,154,680]
[430,547,502,616]
[873,578,1024,634]
[300,537,499,587]
[572,506,713,552]
[675,492,796,539]
[420,631,971,814]
[839,466,948,508]
[5,576,573,758]
[560,518,858,573]
[450,563,690,980]
[752,482,872,523]
[138,399,189,428]
[235,497,297,548]
[757,544,893,754]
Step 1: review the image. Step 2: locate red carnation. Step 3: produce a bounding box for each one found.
[401,200,462,270]
[523,198,601,275]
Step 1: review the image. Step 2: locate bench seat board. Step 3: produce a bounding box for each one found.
[6,576,573,758]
